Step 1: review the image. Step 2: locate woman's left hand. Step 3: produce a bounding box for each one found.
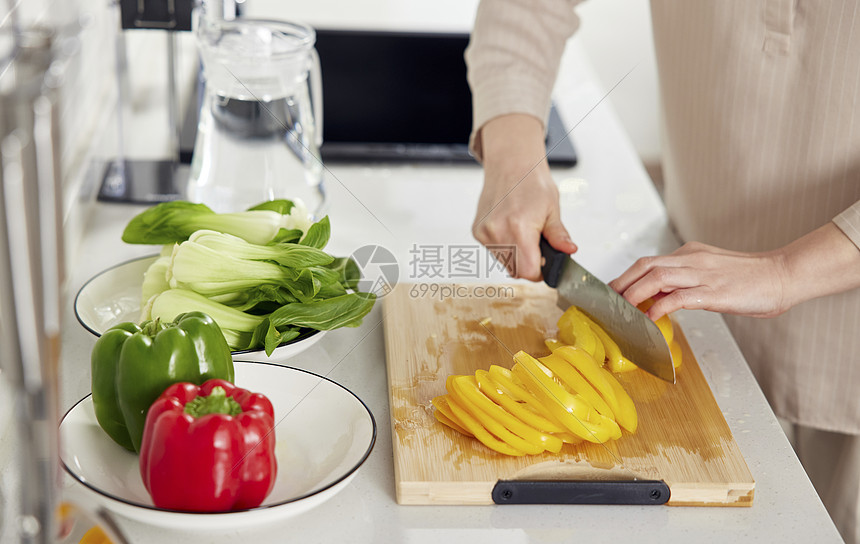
[608,242,790,321]
[609,222,860,322]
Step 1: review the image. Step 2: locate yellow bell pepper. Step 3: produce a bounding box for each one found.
[606,355,639,374]
[657,316,674,345]
[557,301,682,373]
[444,392,527,456]
[452,375,562,454]
[637,298,674,345]
[432,313,645,457]
[487,365,567,432]
[512,352,621,443]
[448,382,545,455]
[599,368,638,433]
[561,306,609,363]
[557,307,602,361]
[475,369,565,434]
[544,338,565,352]
[554,432,585,444]
[432,395,472,436]
[552,346,619,414]
[539,352,615,419]
[589,321,623,369]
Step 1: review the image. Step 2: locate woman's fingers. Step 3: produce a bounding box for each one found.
[473,205,543,280]
[610,242,789,320]
[616,265,705,314]
[644,286,712,320]
[543,205,578,255]
[473,172,574,281]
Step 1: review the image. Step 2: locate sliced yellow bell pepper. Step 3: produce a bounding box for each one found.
[561,306,608,363]
[538,353,615,420]
[432,395,473,436]
[637,298,674,345]
[448,383,545,455]
[444,392,527,456]
[487,365,566,432]
[452,375,562,454]
[606,355,639,374]
[544,338,565,352]
[657,316,673,345]
[557,307,601,361]
[599,368,638,433]
[512,352,621,443]
[512,352,590,420]
[589,322,623,369]
[552,346,619,414]
[475,369,566,434]
[553,432,585,444]
[432,308,644,457]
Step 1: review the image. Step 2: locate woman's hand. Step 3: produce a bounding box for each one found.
[609,242,790,320]
[472,114,577,280]
[610,223,860,321]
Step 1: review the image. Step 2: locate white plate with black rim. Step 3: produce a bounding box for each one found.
[60,361,376,530]
[73,255,326,363]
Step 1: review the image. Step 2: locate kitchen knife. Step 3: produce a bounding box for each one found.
[539,236,675,383]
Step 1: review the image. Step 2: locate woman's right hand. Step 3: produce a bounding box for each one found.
[472,114,577,281]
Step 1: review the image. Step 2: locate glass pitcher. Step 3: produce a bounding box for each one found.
[188,13,326,216]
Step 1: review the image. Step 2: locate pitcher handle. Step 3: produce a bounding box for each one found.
[309,47,323,148]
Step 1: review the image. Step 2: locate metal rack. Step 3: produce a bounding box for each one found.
[0,19,126,544]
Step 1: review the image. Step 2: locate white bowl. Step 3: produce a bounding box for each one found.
[74,255,326,363]
[60,361,376,530]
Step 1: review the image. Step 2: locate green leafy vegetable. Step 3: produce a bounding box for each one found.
[141,255,171,305]
[129,200,376,355]
[122,199,311,246]
[268,293,375,330]
[189,230,333,269]
[247,199,295,215]
[298,216,331,249]
[145,289,266,350]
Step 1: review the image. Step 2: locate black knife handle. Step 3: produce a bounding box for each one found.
[539,235,568,288]
[492,480,670,505]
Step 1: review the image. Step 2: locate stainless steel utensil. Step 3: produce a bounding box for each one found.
[0,22,127,544]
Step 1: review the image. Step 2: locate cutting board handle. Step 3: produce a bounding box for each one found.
[492,479,670,505]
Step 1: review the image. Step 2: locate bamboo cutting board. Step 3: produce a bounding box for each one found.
[382,283,754,506]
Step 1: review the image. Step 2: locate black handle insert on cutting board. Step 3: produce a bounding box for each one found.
[492,480,670,505]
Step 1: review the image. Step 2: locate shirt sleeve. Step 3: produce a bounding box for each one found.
[465,0,583,161]
[833,200,860,250]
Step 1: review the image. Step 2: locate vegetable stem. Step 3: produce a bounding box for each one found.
[184,386,243,418]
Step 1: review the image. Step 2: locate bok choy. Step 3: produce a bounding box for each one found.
[125,200,376,355]
[122,199,312,245]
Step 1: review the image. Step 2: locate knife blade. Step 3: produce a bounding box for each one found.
[539,236,675,383]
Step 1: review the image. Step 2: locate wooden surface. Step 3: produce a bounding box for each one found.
[382,283,755,506]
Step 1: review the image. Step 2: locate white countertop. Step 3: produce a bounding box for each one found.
[52,3,842,542]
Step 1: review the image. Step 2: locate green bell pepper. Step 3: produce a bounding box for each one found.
[91,311,235,452]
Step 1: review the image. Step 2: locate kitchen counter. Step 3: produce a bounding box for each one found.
[53,4,842,543]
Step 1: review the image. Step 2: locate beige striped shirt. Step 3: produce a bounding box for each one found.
[467,0,860,433]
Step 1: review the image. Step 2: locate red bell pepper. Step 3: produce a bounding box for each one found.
[139,379,278,512]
